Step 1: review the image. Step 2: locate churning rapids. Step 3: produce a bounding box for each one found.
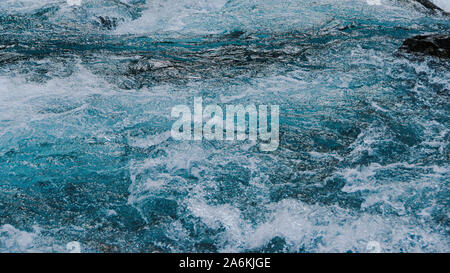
[0,0,448,252]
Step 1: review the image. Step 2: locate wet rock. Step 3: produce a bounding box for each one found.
[400,34,450,58]
[98,16,118,30]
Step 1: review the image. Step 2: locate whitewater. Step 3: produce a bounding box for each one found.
[0,0,449,252]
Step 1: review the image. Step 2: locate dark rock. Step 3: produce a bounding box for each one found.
[400,34,450,58]
[411,0,450,16]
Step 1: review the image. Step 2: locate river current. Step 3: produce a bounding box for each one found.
[0,0,449,252]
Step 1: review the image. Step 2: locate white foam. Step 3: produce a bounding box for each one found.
[0,224,36,251]
[115,0,228,34]
[127,142,210,206]
[185,198,449,252]
[66,241,82,253]
[366,0,382,5]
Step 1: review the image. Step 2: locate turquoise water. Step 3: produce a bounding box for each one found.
[0,0,449,252]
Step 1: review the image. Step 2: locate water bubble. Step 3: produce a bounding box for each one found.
[366,241,382,253]
[66,241,81,253]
